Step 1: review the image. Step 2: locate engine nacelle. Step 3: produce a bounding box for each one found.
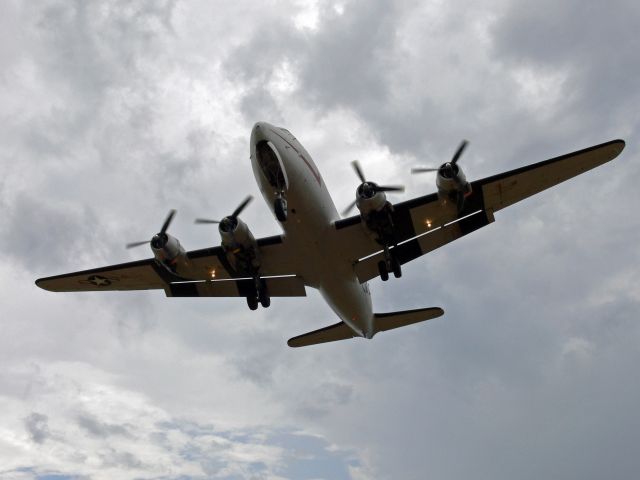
[151,233,188,274]
[219,217,257,251]
[355,183,388,216]
[436,163,471,206]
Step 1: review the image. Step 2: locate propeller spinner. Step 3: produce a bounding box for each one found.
[195,195,253,232]
[342,160,404,216]
[126,209,177,249]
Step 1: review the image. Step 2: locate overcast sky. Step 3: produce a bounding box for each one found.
[1,0,639,479]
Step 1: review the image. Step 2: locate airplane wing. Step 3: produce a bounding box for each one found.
[339,139,625,282]
[36,235,305,297]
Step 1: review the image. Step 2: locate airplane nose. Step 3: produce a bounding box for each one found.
[251,122,271,144]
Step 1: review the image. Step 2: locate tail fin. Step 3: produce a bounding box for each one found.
[373,307,444,334]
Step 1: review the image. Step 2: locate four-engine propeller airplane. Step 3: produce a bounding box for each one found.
[36,122,625,347]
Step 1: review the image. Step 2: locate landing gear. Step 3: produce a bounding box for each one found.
[390,255,402,278]
[274,196,287,222]
[378,261,389,281]
[246,296,258,310]
[257,277,271,308]
[378,246,401,281]
[247,277,270,310]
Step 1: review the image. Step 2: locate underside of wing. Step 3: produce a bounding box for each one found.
[167,276,306,297]
[36,234,301,296]
[185,235,298,280]
[36,259,172,292]
[343,139,625,283]
[465,139,625,213]
[354,209,495,283]
[333,191,451,262]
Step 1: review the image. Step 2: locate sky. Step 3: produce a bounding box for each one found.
[1,0,639,478]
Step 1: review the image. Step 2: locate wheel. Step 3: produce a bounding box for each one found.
[391,256,402,278]
[378,261,389,281]
[274,197,287,222]
[258,288,271,308]
[246,296,258,310]
[259,295,271,308]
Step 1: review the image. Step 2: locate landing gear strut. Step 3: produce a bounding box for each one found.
[274,196,287,222]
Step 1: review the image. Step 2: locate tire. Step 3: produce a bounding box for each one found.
[391,256,402,278]
[274,197,287,222]
[258,289,271,308]
[378,261,389,281]
[246,296,258,311]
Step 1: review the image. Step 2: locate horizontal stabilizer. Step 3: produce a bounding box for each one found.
[373,307,444,334]
[287,321,359,348]
[288,307,444,348]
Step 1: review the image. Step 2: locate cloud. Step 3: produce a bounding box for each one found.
[23,413,50,444]
[1,0,639,479]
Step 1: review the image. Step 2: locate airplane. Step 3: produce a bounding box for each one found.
[35,122,626,347]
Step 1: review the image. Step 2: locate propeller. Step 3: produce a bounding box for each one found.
[342,160,405,216]
[195,195,253,232]
[126,209,177,249]
[411,140,469,176]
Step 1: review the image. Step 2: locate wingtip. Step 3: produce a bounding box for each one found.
[34,278,53,292]
[610,139,626,158]
[35,278,50,291]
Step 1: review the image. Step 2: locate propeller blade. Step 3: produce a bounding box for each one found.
[451,140,468,165]
[195,218,221,224]
[160,209,177,234]
[411,167,439,174]
[351,160,366,183]
[231,195,253,218]
[376,185,405,193]
[342,199,358,217]
[126,240,149,249]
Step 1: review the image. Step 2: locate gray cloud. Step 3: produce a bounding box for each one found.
[2,0,639,479]
[77,413,131,438]
[24,412,50,444]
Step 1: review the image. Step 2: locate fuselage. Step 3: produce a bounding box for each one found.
[249,122,373,337]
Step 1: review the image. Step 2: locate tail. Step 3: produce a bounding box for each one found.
[287,307,444,348]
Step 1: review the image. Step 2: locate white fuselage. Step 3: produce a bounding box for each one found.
[249,122,373,337]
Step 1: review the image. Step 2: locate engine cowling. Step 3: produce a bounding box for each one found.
[218,216,260,275]
[355,182,388,216]
[436,162,471,207]
[150,233,187,274]
[219,216,257,251]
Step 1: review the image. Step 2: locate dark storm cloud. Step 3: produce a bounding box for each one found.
[2,193,104,271]
[492,0,640,132]
[24,412,50,444]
